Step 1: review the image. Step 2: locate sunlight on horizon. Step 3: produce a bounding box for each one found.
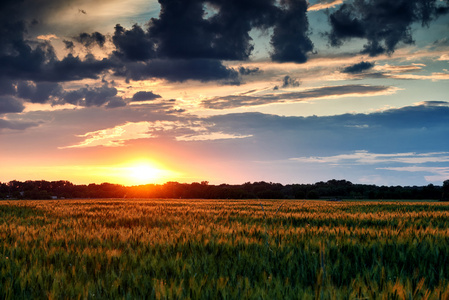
[114,160,181,186]
[0,156,195,186]
[124,163,165,185]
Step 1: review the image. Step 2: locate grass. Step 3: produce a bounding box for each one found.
[1,199,449,299]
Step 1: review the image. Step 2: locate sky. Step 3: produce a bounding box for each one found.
[1,0,449,187]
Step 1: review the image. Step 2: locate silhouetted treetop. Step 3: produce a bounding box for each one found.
[1,179,447,200]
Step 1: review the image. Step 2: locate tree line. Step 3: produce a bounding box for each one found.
[1,179,449,200]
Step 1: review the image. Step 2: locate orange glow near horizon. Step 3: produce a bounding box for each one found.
[0,157,184,186]
[108,159,181,186]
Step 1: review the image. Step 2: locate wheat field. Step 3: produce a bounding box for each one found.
[1,199,449,299]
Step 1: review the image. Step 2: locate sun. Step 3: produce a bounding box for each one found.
[128,164,161,183]
[113,159,179,186]
[95,159,181,186]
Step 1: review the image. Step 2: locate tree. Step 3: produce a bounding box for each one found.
[443,180,449,201]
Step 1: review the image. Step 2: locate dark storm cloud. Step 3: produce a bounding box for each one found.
[63,40,75,50]
[0,78,120,108]
[0,26,50,81]
[131,91,162,102]
[46,54,116,82]
[436,0,449,15]
[0,10,26,58]
[327,0,449,56]
[0,0,113,83]
[105,98,127,109]
[0,29,114,83]
[0,0,66,71]
[114,0,313,64]
[0,0,114,84]
[148,0,275,61]
[115,59,240,83]
[281,75,300,88]
[0,0,124,112]
[60,84,119,107]
[270,0,314,63]
[75,32,106,48]
[0,96,24,114]
[0,80,16,96]
[166,108,186,114]
[16,81,62,103]
[342,61,375,74]
[112,24,156,61]
[1,0,316,85]
[203,84,391,109]
[273,75,300,90]
[238,66,262,76]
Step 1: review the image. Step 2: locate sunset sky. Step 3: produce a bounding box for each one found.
[1,0,449,186]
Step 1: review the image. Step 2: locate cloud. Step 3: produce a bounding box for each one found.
[37,34,58,41]
[290,150,449,165]
[418,101,449,107]
[0,96,24,114]
[327,0,449,56]
[148,0,273,61]
[75,32,106,48]
[59,121,155,148]
[433,37,449,48]
[176,132,252,142]
[281,75,300,88]
[0,78,125,109]
[0,0,105,83]
[205,101,449,159]
[113,0,313,64]
[341,62,436,79]
[390,72,449,81]
[0,33,50,81]
[105,97,127,108]
[202,84,395,109]
[238,66,262,76]
[377,166,449,182]
[377,64,423,73]
[270,0,314,63]
[44,54,115,82]
[0,118,40,130]
[60,119,252,148]
[114,59,240,83]
[308,0,344,11]
[16,81,62,103]
[273,75,300,90]
[0,43,115,82]
[60,83,120,107]
[0,79,16,96]
[131,91,162,102]
[1,0,447,96]
[63,40,75,50]
[438,54,449,61]
[289,150,449,183]
[0,0,316,86]
[112,24,156,61]
[0,0,117,84]
[342,61,374,73]
[166,108,186,114]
